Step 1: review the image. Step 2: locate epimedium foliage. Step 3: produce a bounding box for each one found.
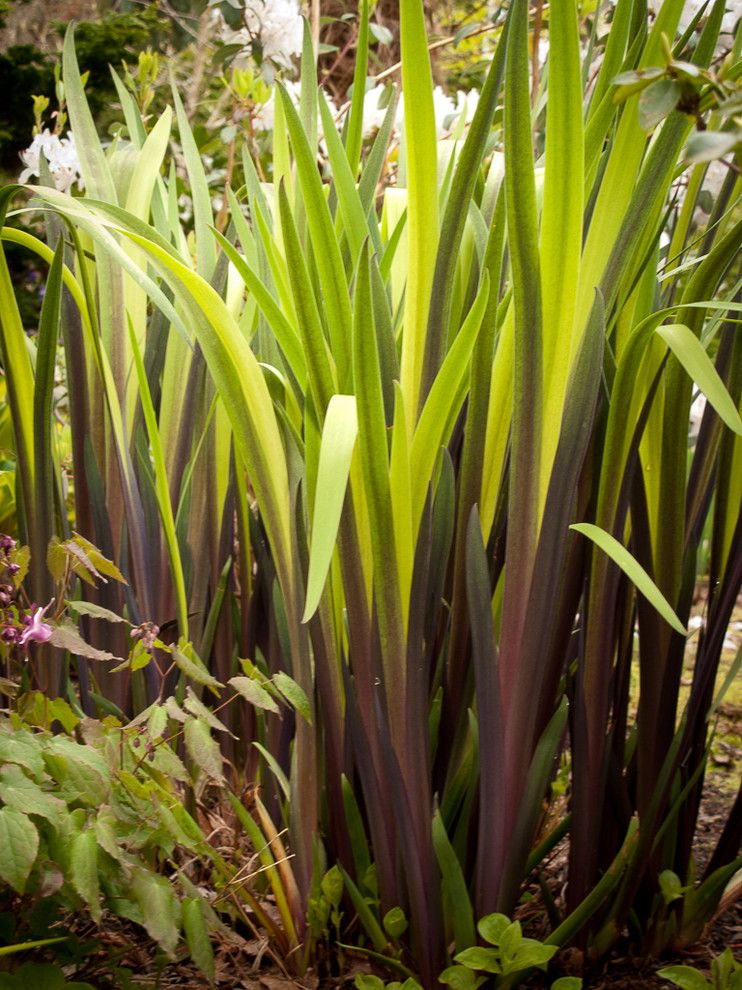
[0,0,741,987]
[0,700,219,982]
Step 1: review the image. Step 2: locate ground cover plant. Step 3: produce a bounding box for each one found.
[0,0,741,986]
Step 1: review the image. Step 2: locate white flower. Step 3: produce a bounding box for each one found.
[689,390,706,440]
[395,86,458,138]
[362,83,392,138]
[361,84,480,143]
[454,89,480,127]
[236,0,304,68]
[252,78,301,132]
[19,129,84,194]
[679,0,738,36]
[432,86,457,136]
[252,80,340,152]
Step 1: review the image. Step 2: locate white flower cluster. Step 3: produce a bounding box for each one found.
[361,84,480,140]
[19,129,84,194]
[219,0,304,69]
[251,78,341,150]
[678,0,738,36]
[252,78,301,131]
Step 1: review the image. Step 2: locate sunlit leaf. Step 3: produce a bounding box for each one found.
[570,524,686,634]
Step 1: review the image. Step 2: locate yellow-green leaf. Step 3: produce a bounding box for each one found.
[303,394,358,622]
[571,523,686,634]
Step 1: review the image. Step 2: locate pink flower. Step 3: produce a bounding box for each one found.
[19,603,53,647]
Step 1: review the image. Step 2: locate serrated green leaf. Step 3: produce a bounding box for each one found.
[570,524,687,634]
[183,687,234,736]
[228,675,280,714]
[131,868,181,958]
[48,618,124,663]
[94,814,125,863]
[183,718,223,783]
[0,732,45,779]
[129,641,152,672]
[46,538,68,584]
[155,800,200,851]
[0,808,38,893]
[146,741,191,784]
[183,897,215,983]
[0,767,65,823]
[272,671,312,724]
[70,533,127,584]
[172,644,223,692]
[42,740,110,805]
[70,828,100,922]
[65,600,129,624]
[146,704,168,739]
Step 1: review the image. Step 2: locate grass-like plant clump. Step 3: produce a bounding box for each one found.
[0,0,740,986]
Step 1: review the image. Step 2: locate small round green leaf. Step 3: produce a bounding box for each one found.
[383,905,409,939]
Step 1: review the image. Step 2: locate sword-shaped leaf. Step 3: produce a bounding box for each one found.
[570,523,686,634]
[303,394,358,622]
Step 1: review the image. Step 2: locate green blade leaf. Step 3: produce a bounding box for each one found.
[319,90,370,269]
[32,239,65,583]
[62,26,117,202]
[345,0,370,177]
[656,323,742,435]
[570,523,686,634]
[352,243,406,711]
[171,82,216,280]
[398,0,439,422]
[303,394,358,622]
[127,316,189,638]
[278,83,353,388]
[432,810,476,952]
[410,272,489,539]
[539,0,583,493]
